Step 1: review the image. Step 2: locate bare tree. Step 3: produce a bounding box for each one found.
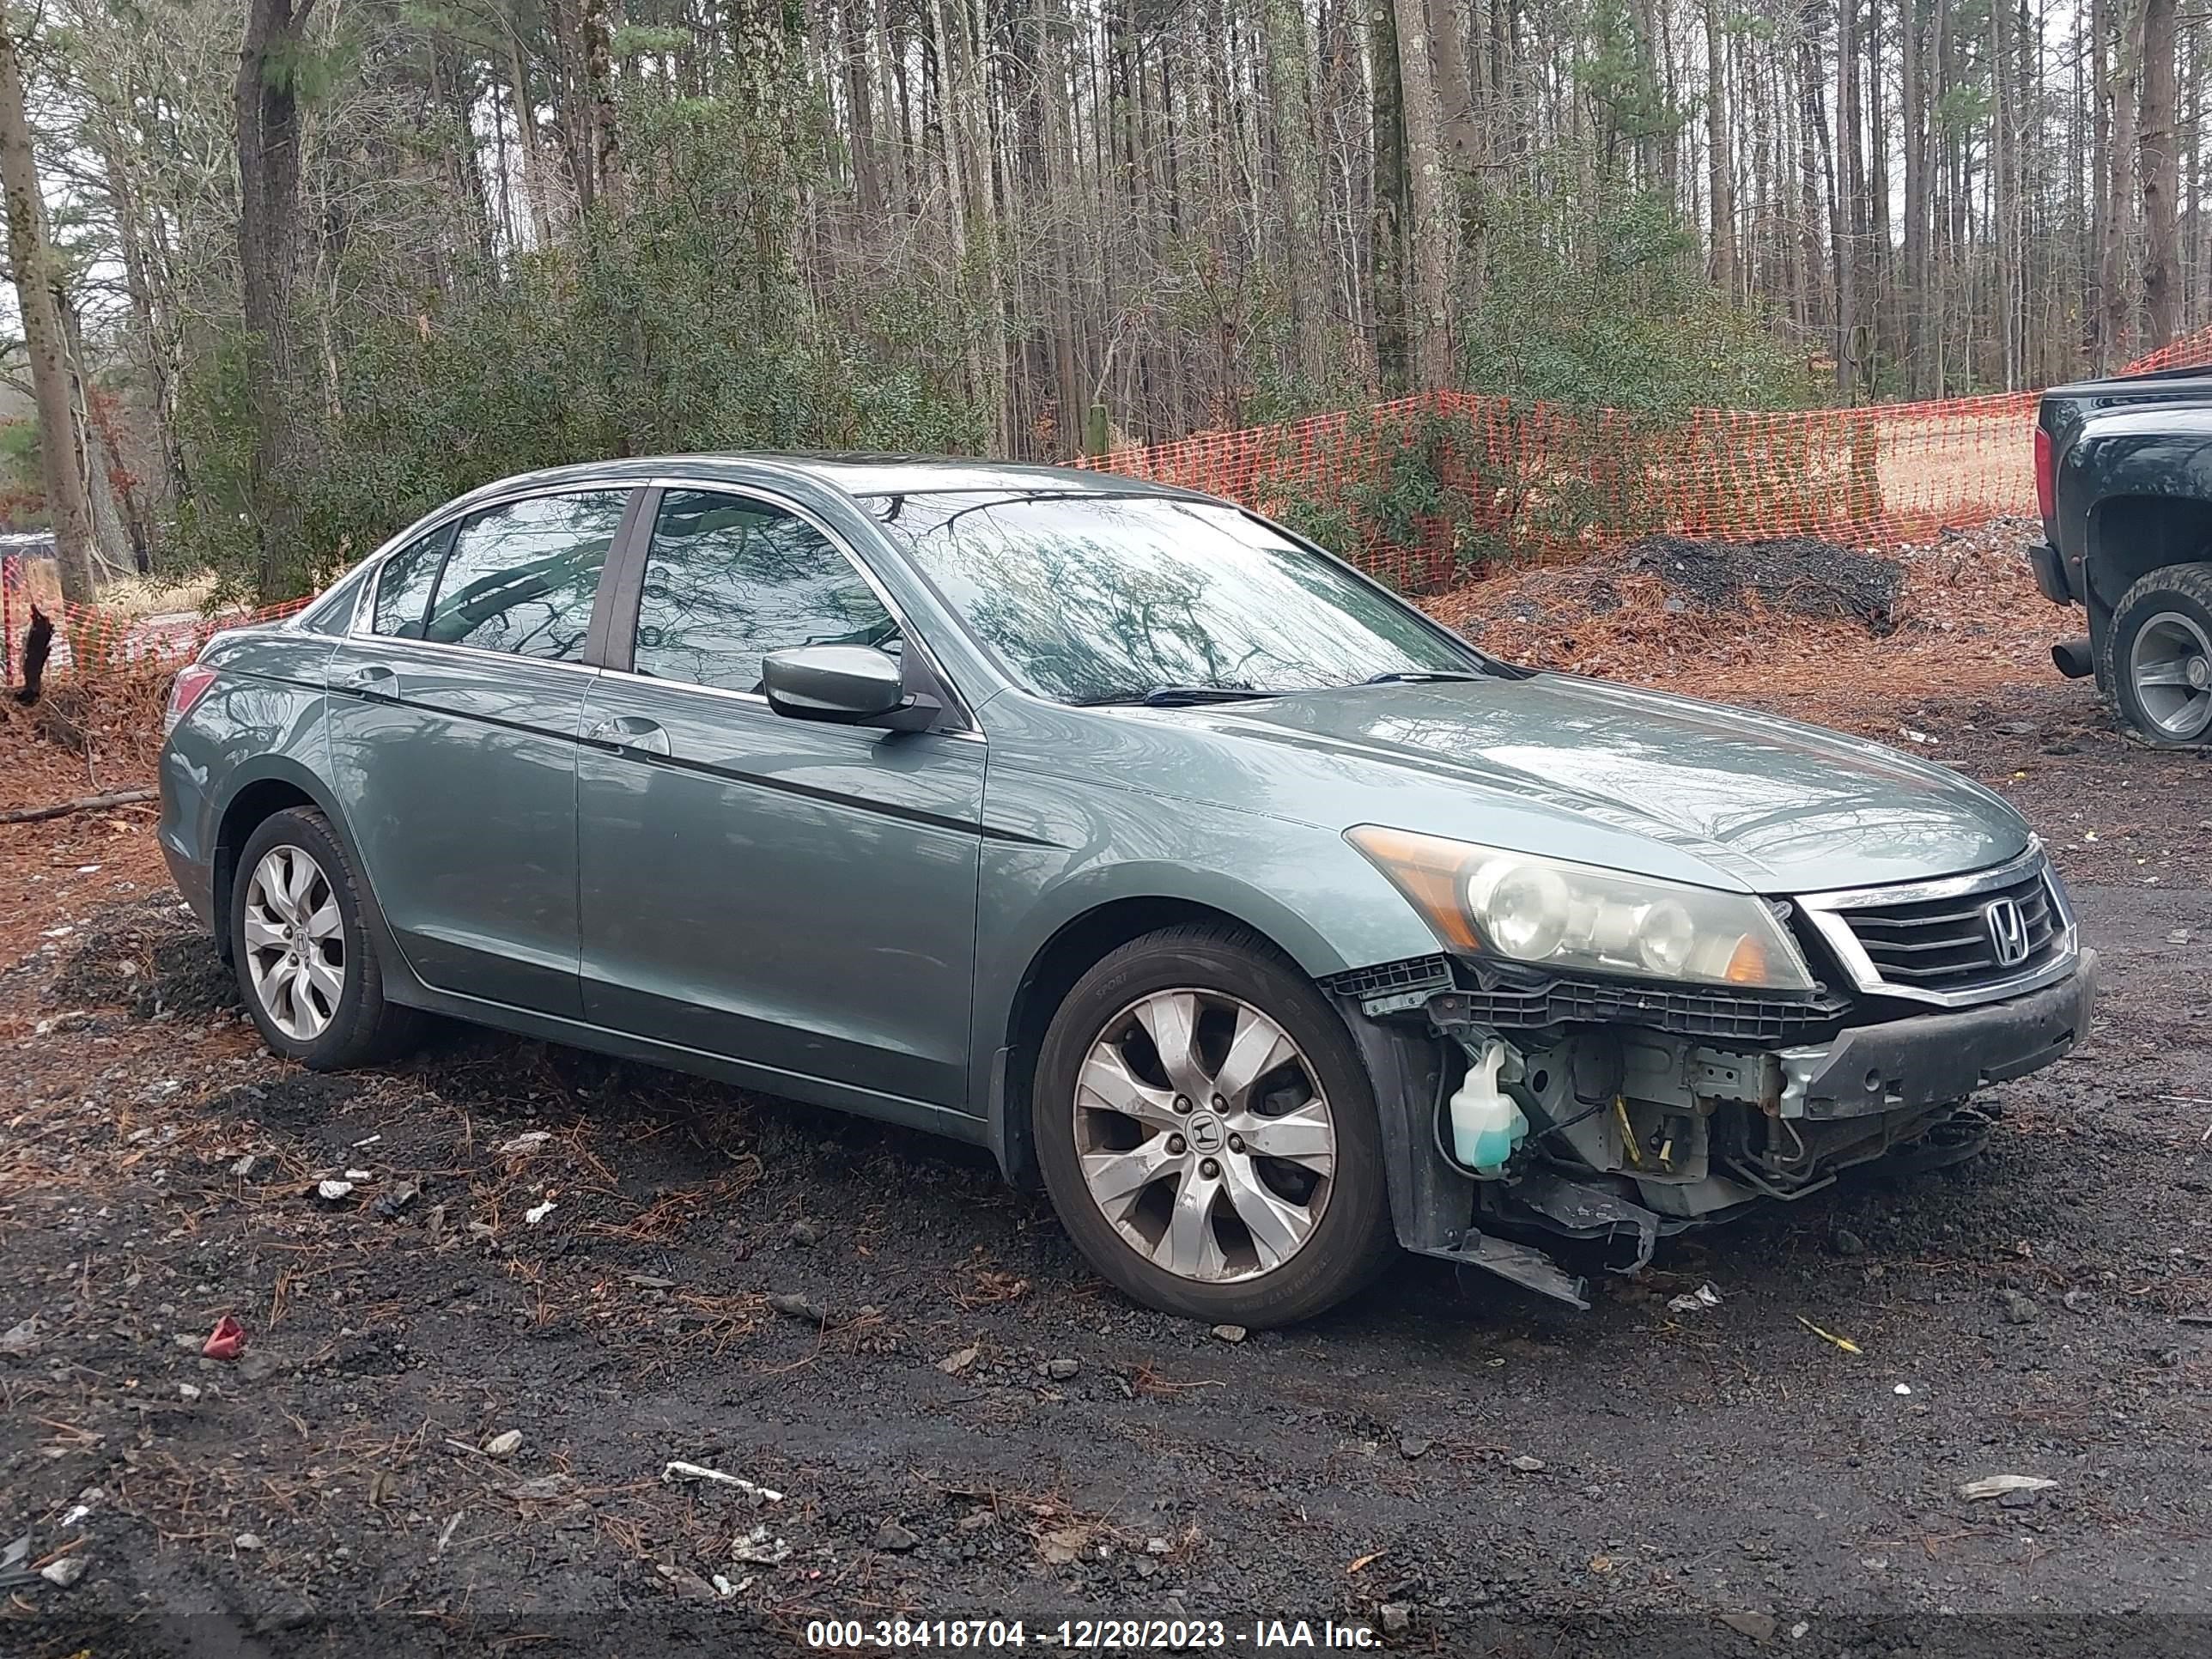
[1704,0,1737,298]
[1370,0,1409,392]
[236,0,320,598]
[2096,0,2140,366]
[0,3,97,605]
[2138,0,2179,347]
[1390,0,1454,387]
[1835,0,1863,393]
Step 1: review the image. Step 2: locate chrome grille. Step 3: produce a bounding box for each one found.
[1796,844,2075,1007]
[1837,868,2059,989]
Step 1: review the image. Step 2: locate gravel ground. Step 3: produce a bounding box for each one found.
[2,677,2209,1657]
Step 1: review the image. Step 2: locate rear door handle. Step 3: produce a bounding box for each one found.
[586,714,672,757]
[330,662,397,694]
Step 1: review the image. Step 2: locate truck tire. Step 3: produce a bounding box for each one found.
[2104,562,2212,746]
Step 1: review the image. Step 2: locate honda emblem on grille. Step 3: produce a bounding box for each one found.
[1984,897,2031,966]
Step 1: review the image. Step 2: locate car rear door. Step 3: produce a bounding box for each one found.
[325,486,640,1017]
[574,484,984,1111]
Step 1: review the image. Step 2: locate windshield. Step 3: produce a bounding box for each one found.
[862,492,1481,703]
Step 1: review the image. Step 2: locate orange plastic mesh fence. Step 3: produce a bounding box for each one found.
[1073,387,2027,591]
[1080,324,2212,591]
[2115,322,2212,376]
[0,566,311,684]
[7,325,2212,682]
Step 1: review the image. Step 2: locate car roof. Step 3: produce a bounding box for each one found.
[441,453,1213,508]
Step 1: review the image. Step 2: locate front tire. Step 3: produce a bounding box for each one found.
[2104,562,2212,745]
[1033,925,1396,1327]
[230,807,420,1069]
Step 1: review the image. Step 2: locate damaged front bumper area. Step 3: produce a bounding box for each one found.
[1331,951,2098,1310]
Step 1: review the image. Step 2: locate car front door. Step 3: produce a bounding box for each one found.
[574,485,985,1112]
[325,487,637,1016]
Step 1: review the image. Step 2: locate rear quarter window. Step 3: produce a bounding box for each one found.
[372,528,451,638]
[296,562,373,635]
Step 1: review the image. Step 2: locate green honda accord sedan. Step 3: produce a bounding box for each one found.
[159,456,2096,1326]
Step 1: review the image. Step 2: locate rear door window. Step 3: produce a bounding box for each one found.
[423,490,629,661]
[630,490,897,693]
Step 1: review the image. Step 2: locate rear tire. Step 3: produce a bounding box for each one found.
[230,807,421,1069]
[2103,562,2212,746]
[1033,924,1397,1327]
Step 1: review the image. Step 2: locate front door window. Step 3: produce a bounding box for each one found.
[630,490,897,691]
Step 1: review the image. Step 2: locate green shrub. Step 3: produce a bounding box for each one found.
[167,77,990,603]
[1461,183,1819,415]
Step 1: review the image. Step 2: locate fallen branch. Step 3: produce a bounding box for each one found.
[0,787,157,824]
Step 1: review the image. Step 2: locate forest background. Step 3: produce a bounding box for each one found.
[0,0,2203,610]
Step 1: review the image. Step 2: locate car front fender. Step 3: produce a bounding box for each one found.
[968,772,1443,1177]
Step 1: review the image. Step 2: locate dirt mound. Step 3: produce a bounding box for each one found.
[1620,533,1905,633]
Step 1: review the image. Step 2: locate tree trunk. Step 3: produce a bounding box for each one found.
[1429,0,1487,313]
[1900,0,1933,392]
[2096,0,2138,366]
[1704,0,1737,298]
[1796,15,1826,341]
[235,0,325,600]
[1836,0,1863,396]
[580,0,622,216]
[836,0,878,222]
[1037,0,1082,454]
[506,17,556,246]
[2190,5,2207,337]
[550,0,592,214]
[1264,0,1326,392]
[2137,0,2179,347]
[1989,0,2013,386]
[0,5,97,608]
[1389,0,1452,389]
[94,115,191,507]
[960,0,1006,448]
[870,0,908,219]
[1933,0,1956,392]
[60,296,131,576]
[1370,0,1409,393]
[1867,0,1894,374]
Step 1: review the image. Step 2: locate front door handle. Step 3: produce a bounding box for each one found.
[586,714,672,757]
[331,662,397,694]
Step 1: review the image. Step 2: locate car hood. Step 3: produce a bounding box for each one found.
[1184,674,2030,894]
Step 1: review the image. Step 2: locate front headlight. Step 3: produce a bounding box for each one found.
[1347,825,1815,991]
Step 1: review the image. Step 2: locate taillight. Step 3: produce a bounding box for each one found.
[164,662,219,735]
[2034,427,2056,521]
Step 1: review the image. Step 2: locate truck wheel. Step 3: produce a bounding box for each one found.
[1033,925,1397,1328]
[2105,563,2212,745]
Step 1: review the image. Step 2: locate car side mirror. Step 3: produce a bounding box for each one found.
[761,644,939,731]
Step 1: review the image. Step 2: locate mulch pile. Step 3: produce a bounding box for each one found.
[1620,533,1905,634]
[1425,518,2063,726]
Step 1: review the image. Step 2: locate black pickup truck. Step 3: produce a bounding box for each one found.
[2033,365,2212,744]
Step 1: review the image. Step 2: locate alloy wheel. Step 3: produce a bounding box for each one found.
[1074,988,1337,1283]
[2129,610,2212,741]
[242,846,345,1042]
